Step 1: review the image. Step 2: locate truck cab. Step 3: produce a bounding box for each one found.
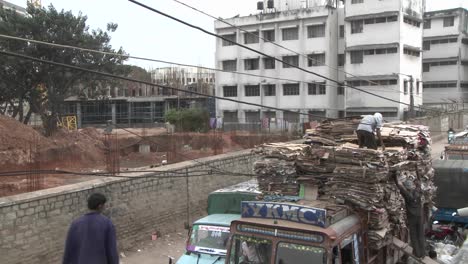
[226,200,368,264]
[176,180,260,264]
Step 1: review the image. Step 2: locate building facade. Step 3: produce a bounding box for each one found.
[0,0,27,15]
[422,8,468,108]
[214,0,425,122]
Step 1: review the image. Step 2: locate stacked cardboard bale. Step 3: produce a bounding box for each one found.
[253,119,435,249]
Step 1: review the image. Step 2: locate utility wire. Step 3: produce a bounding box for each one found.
[0,49,330,118]
[128,0,435,113]
[170,0,412,97]
[0,34,410,100]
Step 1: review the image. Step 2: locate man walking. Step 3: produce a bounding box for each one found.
[356,112,385,150]
[63,193,119,264]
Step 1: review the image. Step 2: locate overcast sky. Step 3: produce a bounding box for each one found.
[6,0,468,69]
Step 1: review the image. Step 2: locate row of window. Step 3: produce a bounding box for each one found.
[423,82,457,88]
[423,37,458,50]
[423,17,455,29]
[221,54,326,71]
[347,79,398,87]
[221,24,326,46]
[422,60,458,72]
[350,15,419,34]
[403,48,421,57]
[222,83,339,97]
[349,47,398,64]
[223,110,330,123]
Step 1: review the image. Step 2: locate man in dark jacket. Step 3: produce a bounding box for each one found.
[63,193,119,264]
[394,175,426,258]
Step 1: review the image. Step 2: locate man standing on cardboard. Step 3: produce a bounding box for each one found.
[356,112,385,150]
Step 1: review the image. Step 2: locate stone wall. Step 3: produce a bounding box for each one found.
[410,110,467,142]
[0,150,255,264]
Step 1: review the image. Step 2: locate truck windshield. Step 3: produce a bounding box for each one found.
[229,235,272,264]
[276,242,325,264]
[187,225,230,255]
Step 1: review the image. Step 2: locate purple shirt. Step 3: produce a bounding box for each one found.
[63,212,119,264]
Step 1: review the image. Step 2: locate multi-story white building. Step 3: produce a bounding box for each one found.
[344,0,424,120]
[422,8,468,107]
[214,0,425,123]
[0,0,27,15]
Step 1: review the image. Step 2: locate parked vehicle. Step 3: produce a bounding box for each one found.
[175,180,260,264]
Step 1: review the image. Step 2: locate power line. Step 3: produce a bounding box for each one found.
[0,34,410,99]
[0,49,329,118]
[128,0,436,113]
[170,0,409,97]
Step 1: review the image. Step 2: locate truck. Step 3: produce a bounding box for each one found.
[431,160,468,226]
[175,180,260,264]
[225,199,438,264]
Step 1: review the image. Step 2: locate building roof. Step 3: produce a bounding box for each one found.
[193,214,240,227]
[424,7,468,18]
[344,11,399,21]
[346,42,399,51]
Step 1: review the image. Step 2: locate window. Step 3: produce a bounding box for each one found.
[245,85,260,96]
[416,80,420,95]
[282,55,299,68]
[444,17,455,27]
[387,47,398,54]
[308,53,326,67]
[351,0,363,3]
[376,48,386,54]
[307,24,325,38]
[350,51,363,64]
[404,17,421,27]
[284,111,300,123]
[423,82,457,88]
[283,83,300,95]
[244,32,259,44]
[364,18,375,25]
[262,29,275,42]
[404,48,420,57]
[338,54,345,67]
[282,27,299,40]
[222,34,236,46]
[351,20,363,34]
[276,242,326,264]
[404,80,408,95]
[263,84,276,96]
[375,17,386,23]
[223,85,237,97]
[308,82,326,95]
[423,19,431,29]
[423,63,431,72]
[263,57,275,69]
[223,111,238,122]
[263,111,276,119]
[222,60,237,71]
[245,111,260,123]
[244,58,259,70]
[463,38,468,45]
[364,49,375,55]
[339,25,344,38]
[337,85,344,95]
[423,41,430,51]
[387,16,398,22]
[347,79,397,86]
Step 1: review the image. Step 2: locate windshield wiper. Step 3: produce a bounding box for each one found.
[211,256,221,264]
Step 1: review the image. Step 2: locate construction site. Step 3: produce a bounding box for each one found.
[0,113,297,197]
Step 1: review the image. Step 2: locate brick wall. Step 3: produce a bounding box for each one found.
[0,150,255,264]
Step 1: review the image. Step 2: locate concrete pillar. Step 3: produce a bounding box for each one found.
[128,102,132,126]
[150,102,155,123]
[76,102,82,129]
[111,103,116,125]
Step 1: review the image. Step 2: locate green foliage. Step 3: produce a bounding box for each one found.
[165,108,209,132]
[0,3,129,134]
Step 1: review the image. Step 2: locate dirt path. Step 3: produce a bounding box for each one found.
[121,232,187,264]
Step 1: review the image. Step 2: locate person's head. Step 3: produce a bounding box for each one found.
[429,250,437,259]
[87,193,107,212]
[403,179,415,190]
[373,112,383,123]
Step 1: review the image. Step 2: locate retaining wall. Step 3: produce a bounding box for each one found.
[0,150,255,264]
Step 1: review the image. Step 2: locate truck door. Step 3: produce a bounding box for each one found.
[335,234,360,264]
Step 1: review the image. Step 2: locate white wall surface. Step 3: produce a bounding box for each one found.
[423,16,461,37]
[423,64,459,82]
[345,0,400,18]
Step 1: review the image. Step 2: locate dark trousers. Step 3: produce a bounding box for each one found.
[408,215,426,258]
[356,130,377,150]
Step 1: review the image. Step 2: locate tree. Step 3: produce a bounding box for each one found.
[0,3,129,134]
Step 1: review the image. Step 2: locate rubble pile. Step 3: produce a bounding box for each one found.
[253,119,435,249]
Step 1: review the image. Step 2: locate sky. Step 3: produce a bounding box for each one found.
[5,0,468,70]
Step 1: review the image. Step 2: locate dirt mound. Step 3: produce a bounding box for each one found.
[0,115,106,169]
